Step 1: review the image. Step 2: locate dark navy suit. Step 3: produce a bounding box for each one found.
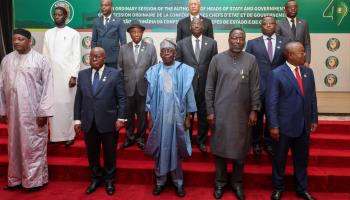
[245,35,289,148]
[266,63,318,193]
[74,66,126,183]
[92,14,127,68]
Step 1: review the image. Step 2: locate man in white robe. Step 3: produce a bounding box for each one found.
[0,29,54,189]
[43,6,81,147]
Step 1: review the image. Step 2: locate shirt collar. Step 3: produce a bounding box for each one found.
[92,65,105,74]
[104,14,112,19]
[132,41,141,47]
[192,35,202,42]
[286,16,297,23]
[286,61,298,71]
[263,34,276,40]
[190,14,200,21]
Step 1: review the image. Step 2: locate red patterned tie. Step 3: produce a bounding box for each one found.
[295,66,304,95]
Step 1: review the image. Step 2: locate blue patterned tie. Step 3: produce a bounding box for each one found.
[92,70,99,95]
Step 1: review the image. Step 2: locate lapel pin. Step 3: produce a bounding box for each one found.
[113,19,115,22]
[298,21,301,23]
[103,77,107,82]
[205,42,208,46]
[279,40,282,43]
[242,75,245,79]
[304,74,307,78]
[277,46,281,49]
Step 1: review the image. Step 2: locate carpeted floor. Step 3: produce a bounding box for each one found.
[0,120,349,199]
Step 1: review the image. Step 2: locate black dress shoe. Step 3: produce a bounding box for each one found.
[198,143,207,153]
[253,144,262,156]
[271,190,283,200]
[264,145,274,157]
[152,185,164,196]
[213,186,224,199]
[64,140,74,148]
[3,184,22,190]
[85,181,100,194]
[136,142,145,150]
[175,185,186,197]
[120,141,134,149]
[105,182,115,195]
[232,185,245,200]
[296,191,316,200]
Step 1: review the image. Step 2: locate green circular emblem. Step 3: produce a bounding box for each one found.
[82,53,90,66]
[327,38,340,52]
[324,74,338,87]
[50,0,74,24]
[82,36,92,49]
[325,56,339,69]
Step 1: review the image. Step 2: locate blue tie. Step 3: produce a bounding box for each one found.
[92,70,99,95]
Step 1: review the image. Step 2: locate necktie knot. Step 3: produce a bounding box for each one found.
[192,16,198,21]
[135,44,139,48]
[267,37,272,40]
[291,18,295,23]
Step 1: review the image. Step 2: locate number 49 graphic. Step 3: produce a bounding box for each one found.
[323,0,349,26]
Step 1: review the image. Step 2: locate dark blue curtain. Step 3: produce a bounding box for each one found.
[0,0,13,62]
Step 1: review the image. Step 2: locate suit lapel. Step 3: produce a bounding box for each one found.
[258,36,271,62]
[272,36,283,63]
[137,41,147,65]
[94,67,111,96]
[185,37,197,64]
[127,42,136,66]
[88,69,93,96]
[282,64,303,97]
[282,18,295,39]
[198,37,208,63]
[295,18,303,40]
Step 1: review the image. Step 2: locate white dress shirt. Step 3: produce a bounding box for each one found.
[286,16,297,28]
[191,14,200,21]
[132,42,141,55]
[192,35,202,52]
[263,34,277,58]
[104,14,112,25]
[286,61,301,78]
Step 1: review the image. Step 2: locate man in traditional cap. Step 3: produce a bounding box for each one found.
[145,38,197,197]
[43,6,81,147]
[118,20,157,150]
[0,28,54,190]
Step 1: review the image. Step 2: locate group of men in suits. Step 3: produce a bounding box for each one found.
[73,0,319,199]
[1,0,318,199]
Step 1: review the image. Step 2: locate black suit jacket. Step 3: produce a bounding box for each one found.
[74,67,127,133]
[176,35,218,94]
[176,15,214,42]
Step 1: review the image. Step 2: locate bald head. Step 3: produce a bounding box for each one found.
[90,47,106,70]
[284,42,305,66]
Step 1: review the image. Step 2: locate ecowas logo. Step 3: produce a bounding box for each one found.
[323,0,349,26]
[50,0,75,24]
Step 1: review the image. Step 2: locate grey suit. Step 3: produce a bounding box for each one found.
[276,17,311,63]
[176,35,218,145]
[118,41,157,143]
[92,14,127,68]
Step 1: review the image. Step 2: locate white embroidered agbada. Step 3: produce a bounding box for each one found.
[0,49,54,188]
[43,26,81,142]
